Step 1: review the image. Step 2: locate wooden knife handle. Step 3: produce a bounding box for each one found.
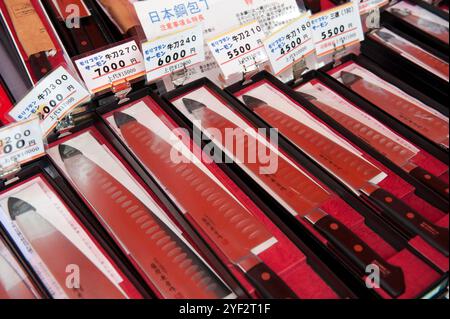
[29,52,52,80]
[246,263,298,299]
[409,166,450,201]
[315,214,405,298]
[370,188,449,256]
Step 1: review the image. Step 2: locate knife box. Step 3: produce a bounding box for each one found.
[162,77,449,299]
[0,0,68,84]
[0,232,44,299]
[45,123,245,299]
[94,88,354,299]
[0,76,14,125]
[319,54,448,164]
[382,0,449,55]
[288,70,448,213]
[0,158,146,299]
[361,26,448,106]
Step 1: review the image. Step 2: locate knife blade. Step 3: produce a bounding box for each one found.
[4,0,55,80]
[0,240,39,299]
[182,98,406,297]
[389,8,449,44]
[97,0,143,39]
[242,95,449,256]
[7,197,125,299]
[52,0,109,54]
[340,71,449,149]
[371,30,449,81]
[297,90,450,200]
[114,111,296,299]
[58,144,231,299]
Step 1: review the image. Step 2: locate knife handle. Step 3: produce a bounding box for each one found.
[246,263,298,299]
[370,188,449,256]
[409,166,450,200]
[29,52,52,81]
[70,24,95,54]
[315,215,405,298]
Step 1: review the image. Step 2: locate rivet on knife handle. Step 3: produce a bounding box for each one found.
[369,188,449,256]
[312,213,405,298]
[245,263,298,299]
[409,167,450,200]
[28,52,52,80]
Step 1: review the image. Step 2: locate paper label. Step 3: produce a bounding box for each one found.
[142,24,205,82]
[310,1,364,57]
[0,117,45,169]
[263,12,314,75]
[74,41,146,94]
[9,67,90,137]
[208,21,267,78]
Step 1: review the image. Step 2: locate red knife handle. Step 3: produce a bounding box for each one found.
[246,263,298,299]
[315,215,405,298]
[409,166,450,201]
[29,52,52,81]
[370,188,449,256]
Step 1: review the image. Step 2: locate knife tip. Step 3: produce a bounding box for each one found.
[59,144,82,160]
[182,98,205,114]
[242,95,265,110]
[340,71,361,86]
[7,197,35,220]
[114,112,136,128]
[296,91,317,102]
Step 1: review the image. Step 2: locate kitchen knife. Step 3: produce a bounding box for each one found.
[389,8,449,44]
[114,111,297,299]
[7,197,125,299]
[58,144,231,299]
[182,98,406,297]
[0,241,39,299]
[340,71,449,150]
[52,0,109,54]
[4,0,55,80]
[372,30,449,80]
[97,0,144,39]
[297,90,449,200]
[242,95,449,256]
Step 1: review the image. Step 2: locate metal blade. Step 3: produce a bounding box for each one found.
[241,96,383,193]
[59,144,231,299]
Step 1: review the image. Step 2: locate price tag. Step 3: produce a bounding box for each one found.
[74,41,146,94]
[263,12,314,75]
[142,24,205,83]
[0,117,45,169]
[8,66,91,137]
[208,21,267,78]
[359,0,389,15]
[310,1,364,57]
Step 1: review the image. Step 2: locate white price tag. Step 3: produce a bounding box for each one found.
[8,66,91,137]
[208,21,267,79]
[142,25,205,83]
[74,41,146,94]
[0,117,45,169]
[263,12,315,75]
[359,0,389,15]
[310,1,364,57]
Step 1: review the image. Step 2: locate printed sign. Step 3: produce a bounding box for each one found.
[263,12,314,75]
[208,21,267,78]
[9,66,91,137]
[142,24,205,82]
[310,1,364,57]
[74,41,146,94]
[0,117,45,170]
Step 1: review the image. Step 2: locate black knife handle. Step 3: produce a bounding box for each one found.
[29,52,52,81]
[315,215,405,298]
[370,188,449,256]
[246,263,298,299]
[409,166,449,201]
